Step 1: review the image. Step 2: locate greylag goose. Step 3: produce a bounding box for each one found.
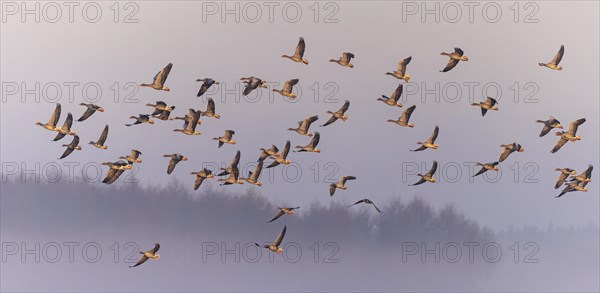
[330,52,354,68]
[329,176,356,196]
[282,37,308,64]
[471,97,498,116]
[77,103,104,122]
[129,243,160,268]
[551,118,586,153]
[410,161,438,185]
[36,103,61,131]
[164,153,188,175]
[440,47,468,72]
[539,45,564,70]
[348,199,381,213]
[386,56,411,81]
[294,132,320,153]
[196,78,220,97]
[254,226,287,255]
[273,79,299,99]
[213,130,236,148]
[89,125,109,149]
[140,63,172,91]
[388,105,416,127]
[321,100,349,127]
[59,135,81,159]
[191,168,215,190]
[411,126,439,151]
[536,116,563,137]
[499,143,524,162]
[267,207,299,223]
[288,115,318,136]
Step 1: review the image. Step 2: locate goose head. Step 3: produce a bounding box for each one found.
[75,146,82,150]
[230,140,237,145]
[552,123,563,129]
[302,58,309,65]
[461,56,469,61]
[313,148,321,153]
[162,86,170,91]
[98,107,105,112]
[348,64,354,68]
[329,59,337,63]
[556,66,563,70]
[148,120,155,125]
[35,122,44,126]
[181,156,189,161]
[407,123,414,128]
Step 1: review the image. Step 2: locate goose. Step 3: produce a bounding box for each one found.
[321,100,349,127]
[218,167,244,186]
[388,105,416,127]
[267,207,300,223]
[89,125,109,149]
[163,153,188,175]
[266,141,291,168]
[273,79,299,99]
[52,113,76,141]
[196,78,220,97]
[556,181,588,198]
[288,115,319,136]
[213,130,236,148]
[101,160,132,184]
[348,199,381,213]
[386,56,411,81]
[129,243,160,268]
[241,77,268,96]
[294,132,320,153]
[191,168,215,190]
[473,162,499,177]
[36,103,61,131]
[217,150,241,176]
[125,114,155,126]
[174,109,202,126]
[551,118,586,153]
[330,52,354,68]
[140,63,172,91]
[411,126,439,152]
[59,135,81,159]
[241,160,263,186]
[77,103,104,122]
[539,45,564,70]
[147,101,175,120]
[499,143,524,162]
[377,84,404,107]
[471,97,498,116]
[568,165,593,184]
[410,161,438,185]
[282,37,308,64]
[258,145,281,162]
[440,47,468,72]
[173,109,201,135]
[200,98,221,119]
[119,149,142,164]
[254,226,287,255]
[329,176,356,196]
[536,116,563,137]
[554,168,577,189]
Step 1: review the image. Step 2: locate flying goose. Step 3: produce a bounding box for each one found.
[241,77,268,96]
[254,226,287,255]
[217,150,241,176]
[568,165,593,184]
[119,149,142,164]
[77,103,104,122]
[329,176,357,196]
[282,37,308,64]
[440,47,468,72]
[499,143,524,162]
[536,116,563,137]
[288,115,319,136]
[218,167,244,186]
[539,45,564,70]
[200,98,221,119]
[36,103,61,131]
[140,63,172,91]
[196,78,220,97]
[129,243,160,268]
[266,141,291,168]
[147,101,175,121]
[556,181,588,198]
[388,105,416,127]
[174,109,202,126]
[59,135,81,159]
[191,168,215,190]
[551,118,586,153]
[89,125,109,149]
[164,153,188,175]
[348,199,381,213]
[273,79,299,99]
[410,161,438,186]
[241,160,264,186]
[294,132,320,153]
[554,168,577,189]
[101,160,133,184]
[386,56,412,81]
[330,52,355,68]
[471,97,498,116]
[378,84,404,107]
[125,114,154,126]
[267,207,300,223]
[173,109,201,135]
[52,113,76,141]
[258,145,281,162]
[213,130,236,147]
[321,100,349,127]
[473,162,499,177]
[411,126,439,152]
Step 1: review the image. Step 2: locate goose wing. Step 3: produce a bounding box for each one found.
[61,113,73,130]
[300,115,319,130]
[77,106,96,122]
[273,226,287,246]
[348,199,366,207]
[539,123,553,137]
[338,100,350,114]
[308,132,320,148]
[427,161,438,177]
[224,130,235,140]
[281,140,291,158]
[283,79,299,93]
[473,166,487,177]
[231,150,241,168]
[130,255,149,268]
[167,158,178,174]
[555,173,569,189]
[151,243,160,254]
[340,176,356,185]
[427,126,439,143]
[154,63,173,86]
[295,38,305,57]
[410,177,427,186]
[207,98,217,114]
[48,103,61,126]
[321,115,338,127]
[342,52,354,62]
[252,160,264,180]
[400,105,416,123]
[485,97,498,107]
[441,59,459,72]
[550,45,564,66]
[267,210,286,223]
[499,146,512,162]
[329,183,336,196]
[97,125,109,145]
[568,118,586,135]
[454,47,464,56]
[397,56,412,76]
[194,174,206,190]
[389,84,403,102]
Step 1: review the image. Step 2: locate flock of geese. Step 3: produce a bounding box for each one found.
[34,39,593,267]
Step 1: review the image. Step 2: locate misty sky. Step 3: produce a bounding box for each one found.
[1,1,599,231]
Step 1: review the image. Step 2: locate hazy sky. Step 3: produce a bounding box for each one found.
[1,1,599,231]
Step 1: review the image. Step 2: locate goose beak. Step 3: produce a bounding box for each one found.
[518,148,525,152]
[98,108,105,112]
[557,124,563,129]
[182,157,188,161]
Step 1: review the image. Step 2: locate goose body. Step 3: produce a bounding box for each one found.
[330,52,354,68]
[288,115,318,136]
